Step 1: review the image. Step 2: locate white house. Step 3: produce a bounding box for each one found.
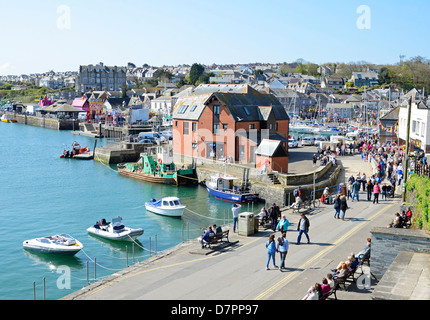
[398,96,430,153]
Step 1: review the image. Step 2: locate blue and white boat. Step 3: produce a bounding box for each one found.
[205,174,259,203]
[23,234,83,256]
[145,197,185,217]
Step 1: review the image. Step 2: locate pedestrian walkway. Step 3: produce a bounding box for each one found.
[63,153,405,301]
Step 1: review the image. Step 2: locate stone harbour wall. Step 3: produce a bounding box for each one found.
[370,227,430,280]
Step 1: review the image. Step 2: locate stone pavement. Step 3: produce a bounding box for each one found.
[63,153,407,301]
[372,251,430,300]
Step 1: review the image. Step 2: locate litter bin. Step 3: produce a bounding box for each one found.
[238,212,255,236]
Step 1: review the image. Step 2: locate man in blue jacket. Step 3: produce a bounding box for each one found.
[352,179,361,201]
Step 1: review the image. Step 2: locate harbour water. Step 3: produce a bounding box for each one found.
[0,122,263,300]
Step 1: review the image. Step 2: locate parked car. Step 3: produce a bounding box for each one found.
[288,139,298,148]
[159,131,172,140]
[314,136,327,146]
[138,136,157,144]
[138,131,166,143]
[301,137,315,146]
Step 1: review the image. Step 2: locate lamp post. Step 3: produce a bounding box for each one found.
[402,94,415,202]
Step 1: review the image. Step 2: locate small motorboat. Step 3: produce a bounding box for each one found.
[87,216,144,241]
[23,234,83,256]
[145,197,185,217]
[60,141,94,160]
[1,114,17,123]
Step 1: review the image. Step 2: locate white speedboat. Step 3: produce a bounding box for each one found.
[87,216,144,241]
[23,234,83,256]
[145,197,185,217]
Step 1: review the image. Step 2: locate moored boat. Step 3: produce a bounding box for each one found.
[145,197,185,217]
[23,234,83,256]
[117,146,196,185]
[205,173,259,203]
[1,114,17,123]
[87,216,144,241]
[60,141,94,160]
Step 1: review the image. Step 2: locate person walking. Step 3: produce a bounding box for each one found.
[277,232,289,270]
[231,204,241,232]
[312,154,317,167]
[373,181,381,204]
[296,213,310,245]
[276,215,290,233]
[265,234,277,270]
[346,181,353,200]
[352,179,361,201]
[333,194,341,219]
[366,179,374,201]
[340,194,348,220]
[269,203,280,231]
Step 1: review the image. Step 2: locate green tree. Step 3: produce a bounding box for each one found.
[188,63,205,85]
[378,66,390,84]
[254,69,263,77]
[120,83,128,98]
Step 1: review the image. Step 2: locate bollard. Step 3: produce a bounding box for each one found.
[132,242,135,264]
[94,258,97,281]
[126,246,129,267]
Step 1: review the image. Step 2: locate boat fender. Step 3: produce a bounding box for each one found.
[158,158,162,164]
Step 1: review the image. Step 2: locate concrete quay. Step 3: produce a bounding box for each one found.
[63,153,412,301]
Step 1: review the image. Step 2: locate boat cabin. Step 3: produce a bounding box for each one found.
[162,197,182,207]
[112,216,125,232]
[209,175,237,192]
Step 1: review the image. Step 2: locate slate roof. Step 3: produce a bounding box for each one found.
[173,84,289,122]
[380,106,399,120]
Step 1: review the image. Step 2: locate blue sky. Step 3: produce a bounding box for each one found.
[0,0,429,75]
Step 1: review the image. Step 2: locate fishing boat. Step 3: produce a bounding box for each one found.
[117,145,196,185]
[23,234,83,256]
[145,197,186,217]
[205,172,259,203]
[87,216,144,241]
[60,141,94,160]
[1,114,17,123]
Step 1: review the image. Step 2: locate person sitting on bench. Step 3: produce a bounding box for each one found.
[199,226,214,248]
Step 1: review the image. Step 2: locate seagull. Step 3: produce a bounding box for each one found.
[236,116,243,121]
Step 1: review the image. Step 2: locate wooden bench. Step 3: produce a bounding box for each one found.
[357,252,371,274]
[333,265,358,291]
[321,285,337,300]
[201,230,230,249]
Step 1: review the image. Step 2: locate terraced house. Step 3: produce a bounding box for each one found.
[172,84,290,172]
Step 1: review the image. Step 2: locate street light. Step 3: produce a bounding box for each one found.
[402,93,415,202]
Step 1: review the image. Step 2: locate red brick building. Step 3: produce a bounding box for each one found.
[172,84,290,171]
